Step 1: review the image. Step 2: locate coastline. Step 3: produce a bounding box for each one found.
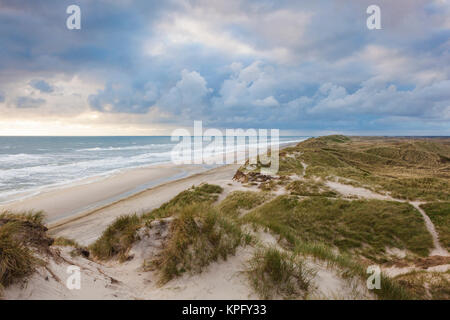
[0,163,215,224]
[48,164,240,245]
[1,141,301,242]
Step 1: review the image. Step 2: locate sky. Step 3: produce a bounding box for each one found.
[0,0,449,136]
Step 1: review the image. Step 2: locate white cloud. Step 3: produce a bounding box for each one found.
[157,69,211,115]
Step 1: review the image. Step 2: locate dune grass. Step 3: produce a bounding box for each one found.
[419,202,450,250]
[0,222,38,291]
[90,184,224,261]
[53,237,89,258]
[286,136,450,201]
[0,210,45,225]
[151,203,250,284]
[286,179,337,197]
[278,156,305,176]
[395,270,450,300]
[218,191,271,218]
[247,247,316,299]
[243,196,433,261]
[292,241,416,300]
[90,214,141,261]
[142,183,223,220]
[0,211,47,292]
[53,237,80,247]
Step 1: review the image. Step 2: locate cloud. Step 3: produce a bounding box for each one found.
[16,96,46,108]
[0,0,449,134]
[157,69,212,117]
[0,92,4,103]
[306,80,450,120]
[89,81,159,114]
[29,79,54,93]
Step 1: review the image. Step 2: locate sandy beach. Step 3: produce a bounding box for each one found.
[0,161,240,243]
[0,163,213,222]
[48,164,240,245]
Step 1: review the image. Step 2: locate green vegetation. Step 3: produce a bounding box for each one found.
[286,136,450,201]
[395,270,450,300]
[218,191,271,218]
[0,222,38,291]
[286,179,337,197]
[244,196,433,260]
[420,202,450,250]
[53,237,80,247]
[0,211,48,292]
[90,214,141,261]
[0,210,45,225]
[91,183,224,261]
[53,237,89,258]
[278,156,305,176]
[382,177,449,201]
[320,135,351,143]
[142,183,223,220]
[247,247,315,299]
[292,241,415,300]
[150,203,249,284]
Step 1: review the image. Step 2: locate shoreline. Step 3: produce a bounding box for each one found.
[47,163,233,230]
[48,164,240,245]
[0,138,305,206]
[1,141,300,241]
[0,163,214,225]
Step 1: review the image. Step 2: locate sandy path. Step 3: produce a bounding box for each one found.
[410,202,449,257]
[325,181,393,201]
[49,164,239,245]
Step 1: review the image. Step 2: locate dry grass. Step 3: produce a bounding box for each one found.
[395,270,450,300]
[218,191,271,218]
[151,203,250,284]
[90,184,224,262]
[142,183,223,220]
[286,179,337,197]
[0,211,48,293]
[89,214,141,261]
[247,247,316,299]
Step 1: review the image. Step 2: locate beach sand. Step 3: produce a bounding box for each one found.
[0,160,239,244]
[48,164,240,245]
[0,163,214,222]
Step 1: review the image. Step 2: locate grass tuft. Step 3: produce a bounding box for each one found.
[142,183,223,220]
[151,203,248,284]
[218,191,271,218]
[0,211,47,292]
[247,247,316,299]
[395,270,450,300]
[90,214,141,261]
[90,184,224,262]
[286,179,337,197]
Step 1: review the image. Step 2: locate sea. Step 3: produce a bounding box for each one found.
[0,136,308,204]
